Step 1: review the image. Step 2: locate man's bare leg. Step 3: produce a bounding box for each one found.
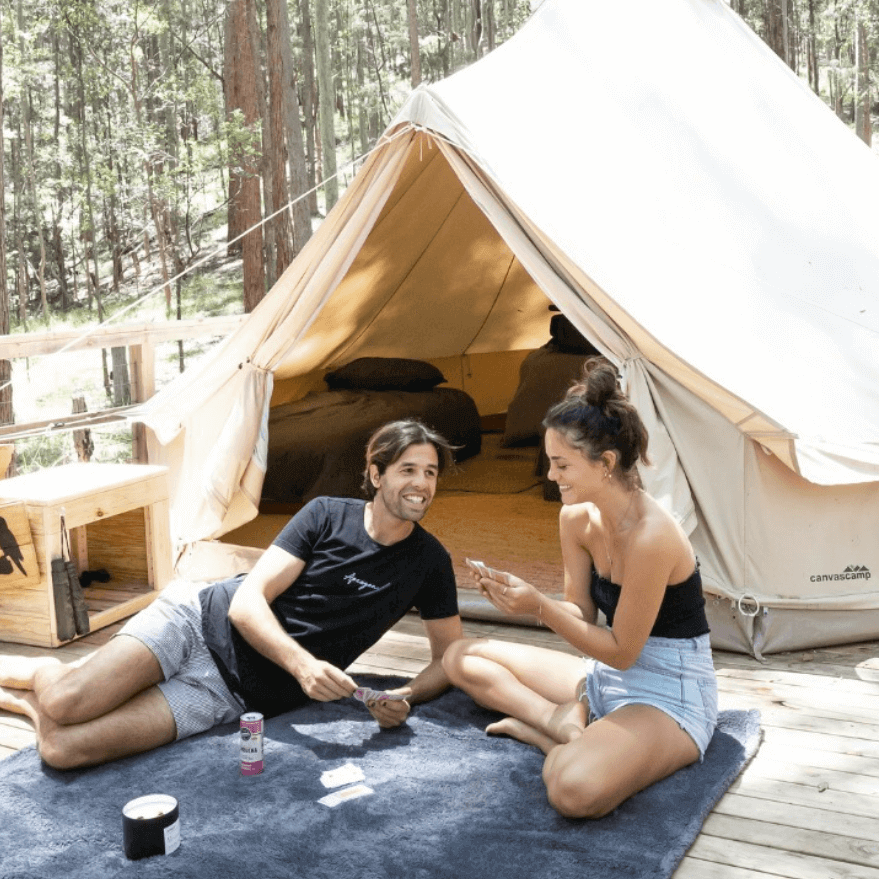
[36,685,177,768]
[30,634,164,725]
[0,635,177,768]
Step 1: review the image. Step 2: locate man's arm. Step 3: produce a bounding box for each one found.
[227,545,357,701]
[367,614,463,728]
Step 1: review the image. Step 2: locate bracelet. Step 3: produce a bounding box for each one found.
[537,599,544,627]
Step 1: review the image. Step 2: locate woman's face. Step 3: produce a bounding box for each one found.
[544,428,606,504]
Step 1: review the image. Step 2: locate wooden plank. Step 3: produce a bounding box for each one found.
[742,757,879,797]
[715,666,879,697]
[688,831,879,879]
[87,592,157,633]
[0,716,36,750]
[713,793,879,845]
[729,774,879,819]
[753,741,879,780]
[674,859,785,879]
[714,650,879,684]
[718,691,879,739]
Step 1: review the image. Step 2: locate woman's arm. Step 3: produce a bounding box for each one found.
[481,506,679,670]
[554,503,599,622]
[539,521,677,668]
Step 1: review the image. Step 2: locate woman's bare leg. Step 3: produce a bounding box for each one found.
[541,703,700,818]
[443,638,587,745]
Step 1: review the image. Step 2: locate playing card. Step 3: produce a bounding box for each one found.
[321,762,365,789]
[318,784,374,808]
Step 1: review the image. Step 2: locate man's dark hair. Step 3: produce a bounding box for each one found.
[361,419,456,499]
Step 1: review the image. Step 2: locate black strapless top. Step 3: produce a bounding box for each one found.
[590,563,710,639]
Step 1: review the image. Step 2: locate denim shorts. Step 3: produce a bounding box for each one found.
[116,580,245,740]
[578,634,718,757]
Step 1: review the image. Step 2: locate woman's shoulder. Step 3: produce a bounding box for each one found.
[629,496,694,572]
[559,501,599,534]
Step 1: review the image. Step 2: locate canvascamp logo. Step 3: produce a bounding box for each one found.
[810,565,872,583]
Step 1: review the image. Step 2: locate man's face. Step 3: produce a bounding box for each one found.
[370,443,439,524]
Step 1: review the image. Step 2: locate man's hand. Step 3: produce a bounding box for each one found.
[366,693,411,729]
[293,656,356,702]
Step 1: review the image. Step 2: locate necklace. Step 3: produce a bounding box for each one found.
[600,488,641,582]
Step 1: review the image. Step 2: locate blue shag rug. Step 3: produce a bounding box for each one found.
[0,676,760,879]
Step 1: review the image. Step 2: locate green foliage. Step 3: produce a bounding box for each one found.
[2,0,878,340]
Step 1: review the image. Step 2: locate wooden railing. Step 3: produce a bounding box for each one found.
[0,314,247,462]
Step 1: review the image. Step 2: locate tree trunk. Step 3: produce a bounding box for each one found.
[408,0,422,88]
[314,0,339,211]
[17,0,48,316]
[278,0,313,254]
[52,32,70,311]
[11,137,28,329]
[0,8,14,432]
[266,0,295,278]
[855,19,872,146]
[300,0,319,216]
[224,0,266,310]
[71,397,93,463]
[807,0,818,94]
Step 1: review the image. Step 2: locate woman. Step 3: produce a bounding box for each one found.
[442,358,717,819]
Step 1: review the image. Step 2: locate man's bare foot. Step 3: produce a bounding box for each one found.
[0,685,39,725]
[0,655,64,690]
[546,700,587,744]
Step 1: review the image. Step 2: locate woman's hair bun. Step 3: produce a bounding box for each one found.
[581,358,621,408]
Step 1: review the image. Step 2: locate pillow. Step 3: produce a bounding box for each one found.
[501,349,588,447]
[324,357,447,392]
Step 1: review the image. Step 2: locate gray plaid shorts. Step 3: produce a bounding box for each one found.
[116,580,245,740]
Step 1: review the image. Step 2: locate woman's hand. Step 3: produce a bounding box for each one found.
[479,570,541,618]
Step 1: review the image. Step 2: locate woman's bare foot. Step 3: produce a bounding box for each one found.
[486,716,558,754]
[546,700,587,744]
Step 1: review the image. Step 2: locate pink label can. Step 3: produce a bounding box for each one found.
[240,712,264,775]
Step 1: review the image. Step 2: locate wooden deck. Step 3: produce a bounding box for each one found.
[2,618,879,878]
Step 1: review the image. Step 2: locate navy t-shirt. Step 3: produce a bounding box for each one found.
[200,497,459,716]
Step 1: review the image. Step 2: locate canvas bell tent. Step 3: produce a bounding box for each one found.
[135,0,879,656]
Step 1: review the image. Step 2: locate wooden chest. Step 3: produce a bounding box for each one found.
[0,463,172,647]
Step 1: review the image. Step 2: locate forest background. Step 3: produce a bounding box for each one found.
[0,0,877,472]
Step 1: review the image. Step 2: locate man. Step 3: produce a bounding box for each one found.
[0,419,463,769]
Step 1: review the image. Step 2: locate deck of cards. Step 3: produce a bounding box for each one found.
[465,558,512,593]
[353,687,407,705]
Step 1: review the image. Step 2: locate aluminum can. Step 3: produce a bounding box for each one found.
[240,712,264,775]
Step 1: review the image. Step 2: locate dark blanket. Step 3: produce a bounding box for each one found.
[264,388,482,503]
[0,678,760,879]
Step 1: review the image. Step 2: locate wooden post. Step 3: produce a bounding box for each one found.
[129,341,156,464]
